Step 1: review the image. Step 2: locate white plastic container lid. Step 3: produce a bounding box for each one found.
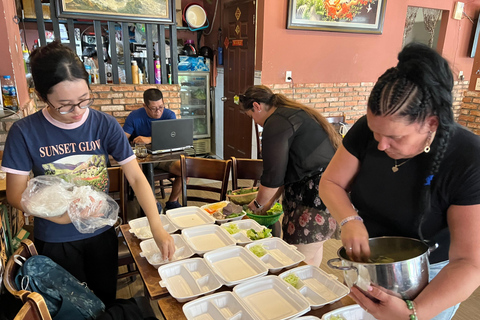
[221,219,268,245]
[128,215,177,240]
[292,317,320,320]
[246,238,305,273]
[321,304,378,320]
[166,206,215,229]
[233,275,311,320]
[139,234,194,268]
[203,246,268,286]
[158,257,222,303]
[279,265,350,310]
[181,224,237,255]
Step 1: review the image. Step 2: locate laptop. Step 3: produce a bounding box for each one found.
[147,118,194,154]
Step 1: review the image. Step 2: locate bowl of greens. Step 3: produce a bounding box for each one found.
[226,187,259,205]
[245,202,283,227]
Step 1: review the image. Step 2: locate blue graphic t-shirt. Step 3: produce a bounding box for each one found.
[1,108,135,242]
[122,107,176,140]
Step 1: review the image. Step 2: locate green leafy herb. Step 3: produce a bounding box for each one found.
[246,228,272,240]
[222,224,241,234]
[249,244,267,257]
[283,274,300,289]
[266,202,283,216]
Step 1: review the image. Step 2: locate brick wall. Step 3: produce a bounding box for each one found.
[267,80,469,125]
[458,90,480,135]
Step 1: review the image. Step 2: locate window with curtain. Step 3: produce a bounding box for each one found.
[403,6,443,48]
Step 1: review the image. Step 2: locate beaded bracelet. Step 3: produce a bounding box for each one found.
[340,215,363,227]
[405,300,418,320]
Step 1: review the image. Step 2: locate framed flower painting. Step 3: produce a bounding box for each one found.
[287,0,387,34]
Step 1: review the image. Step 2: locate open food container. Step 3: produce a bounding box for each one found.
[226,187,259,205]
[203,246,269,286]
[279,265,349,310]
[158,257,222,303]
[181,224,237,255]
[321,304,378,320]
[221,219,271,245]
[245,238,305,273]
[292,317,320,320]
[166,206,215,229]
[201,201,246,224]
[139,234,194,268]
[128,215,177,240]
[183,276,311,320]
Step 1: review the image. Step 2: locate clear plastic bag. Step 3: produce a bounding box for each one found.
[21,176,119,233]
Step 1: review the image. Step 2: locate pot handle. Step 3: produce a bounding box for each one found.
[428,242,439,254]
[327,258,356,271]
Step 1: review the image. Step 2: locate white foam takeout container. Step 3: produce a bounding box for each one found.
[321,304,378,320]
[181,224,237,255]
[128,215,177,240]
[166,206,215,229]
[182,276,311,320]
[292,317,320,320]
[158,257,222,303]
[221,219,270,245]
[246,238,305,273]
[139,234,194,268]
[279,265,350,310]
[201,201,246,224]
[203,246,269,287]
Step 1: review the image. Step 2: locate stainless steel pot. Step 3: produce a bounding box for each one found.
[327,236,436,300]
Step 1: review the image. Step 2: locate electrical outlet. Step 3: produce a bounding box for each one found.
[285,71,292,82]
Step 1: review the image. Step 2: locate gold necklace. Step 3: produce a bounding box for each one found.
[392,158,412,173]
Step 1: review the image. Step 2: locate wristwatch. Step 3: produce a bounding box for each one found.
[253,199,263,209]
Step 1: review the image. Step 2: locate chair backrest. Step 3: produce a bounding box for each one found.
[325,114,346,136]
[14,292,52,320]
[180,155,232,206]
[107,167,127,224]
[3,239,38,302]
[231,157,263,191]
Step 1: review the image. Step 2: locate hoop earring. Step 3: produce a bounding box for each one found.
[424,131,433,153]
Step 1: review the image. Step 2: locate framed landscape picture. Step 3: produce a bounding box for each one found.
[287,0,387,34]
[56,0,174,24]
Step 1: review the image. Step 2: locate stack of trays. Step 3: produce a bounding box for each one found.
[139,234,194,268]
[181,224,237,255]
[221,219,271,245]
[183,276,311,320]
[279,265,349,310]
[321,304,378,320]
[129,215,177,240]
[158,258,223,303]
[246,238,305,273]
[166,206,215,229]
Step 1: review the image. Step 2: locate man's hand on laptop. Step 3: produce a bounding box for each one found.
[133,136,152,144]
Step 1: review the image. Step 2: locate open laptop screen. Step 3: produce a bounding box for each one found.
[148,118,194,153]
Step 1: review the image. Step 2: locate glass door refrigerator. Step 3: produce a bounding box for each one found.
[178,71,211,155]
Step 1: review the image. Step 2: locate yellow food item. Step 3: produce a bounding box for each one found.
[203,202,228,214]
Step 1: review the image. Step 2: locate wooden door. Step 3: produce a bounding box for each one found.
[222,0,256,159]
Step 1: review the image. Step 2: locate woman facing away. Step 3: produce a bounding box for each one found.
[319,42,480,320]
[0,41,175,307]
[240,85,342,266]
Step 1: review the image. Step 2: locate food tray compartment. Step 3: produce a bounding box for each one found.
[201,201,246,224]
[158,257,222,303]
[139,234,194,268]
[182,291,258,320]
[166,206,215,229]
[181,224,237,255]
[246,238,305,273]
[221,219,268,245]
[321,304,378,320]
[203,246,268,286]
[292,317,320,320]
[128,216,177,240]
[233,275,311,320]
[279,265,350,310]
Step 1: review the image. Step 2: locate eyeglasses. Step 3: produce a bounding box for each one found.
[147,105,165,112]
[48,97,95,115]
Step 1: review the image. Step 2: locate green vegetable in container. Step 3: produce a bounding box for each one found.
[266,202,283,216]
[246,228,272,240]
[249,244,267,257]
[222,224,241,234]
[283,274,300,289]
[328,315,346,320]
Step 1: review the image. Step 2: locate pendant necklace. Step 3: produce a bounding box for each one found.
[392,158,412,173]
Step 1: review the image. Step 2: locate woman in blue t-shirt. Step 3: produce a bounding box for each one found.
[1,41,175,306]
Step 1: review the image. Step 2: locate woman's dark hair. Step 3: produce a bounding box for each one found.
[30,41,89,102]
[143,88,164,106]
[240,85,342,149]
[368,42,455,242]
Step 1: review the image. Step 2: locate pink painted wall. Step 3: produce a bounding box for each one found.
[260,0,480,84]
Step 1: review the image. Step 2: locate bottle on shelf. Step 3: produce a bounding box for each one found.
[131,60,139,84]
[105,63,113,84]
[1,75,19,112]
[138,67,144,84]
[154,57,161,84]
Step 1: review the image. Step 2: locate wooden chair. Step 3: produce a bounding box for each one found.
[107,167,138,280]
[3,239,37,303]
[180,155,232,206]
[152,169,176,199]
[231,157,263,190]
[325,114,346,135]
[13,292,52,320]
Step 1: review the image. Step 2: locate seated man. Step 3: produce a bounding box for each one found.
[123,88,182,211]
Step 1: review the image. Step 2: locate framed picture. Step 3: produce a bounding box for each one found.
[287,0,387,34]
[56,0,174,24]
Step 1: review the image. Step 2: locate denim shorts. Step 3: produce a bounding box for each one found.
[429,260,460,320]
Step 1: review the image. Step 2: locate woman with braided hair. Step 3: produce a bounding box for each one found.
[240,85,342,266]
[319,42,480,320]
